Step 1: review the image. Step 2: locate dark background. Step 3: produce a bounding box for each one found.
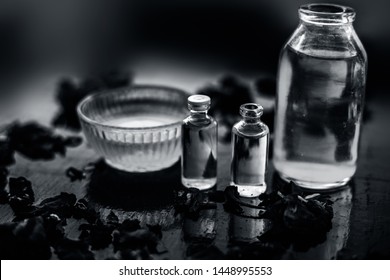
[0,0,389,93]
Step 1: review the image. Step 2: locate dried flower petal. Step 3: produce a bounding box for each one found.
[52,71,132,131]
[8,177,35,212]
[0,140,15,167]
[174,188,216,220]
[33,192,77,219]
[6,122,81,160]
[113,228,159,254]
[66,167,86,182]
[54,238,94,260]
[0,167,8,190]
[73,198,99,223]
[0,217,51,259]
[79,220,114,250]
[106,211,119,226]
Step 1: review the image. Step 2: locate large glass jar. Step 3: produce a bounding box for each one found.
[273,4,367,190]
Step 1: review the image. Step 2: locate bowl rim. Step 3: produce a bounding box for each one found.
[77,84,190,131]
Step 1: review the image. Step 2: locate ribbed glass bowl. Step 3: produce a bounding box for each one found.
[77,85,189,172]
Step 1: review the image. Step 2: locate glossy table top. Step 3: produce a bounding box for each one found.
[0,75,389,259]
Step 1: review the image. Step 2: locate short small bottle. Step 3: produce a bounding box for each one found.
[181,95,218,190]
[231,103,269,197]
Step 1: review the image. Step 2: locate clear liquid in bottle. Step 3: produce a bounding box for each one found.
[274,46,366,189]
[182,95,217,190]
[231,103,269,197]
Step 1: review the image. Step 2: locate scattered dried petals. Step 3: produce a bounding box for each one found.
[0,217,52,259]
[54,238,94,260]
[34,192,77,219]
[52,71,132,131]
[174,188,217,220]
[72,198,99,223]
[8,177,35,213]
[6,122,82,160]
[79,220,114,250]
[0,140,15,167]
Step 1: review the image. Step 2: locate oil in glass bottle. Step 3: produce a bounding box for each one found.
[231,103,269,197]
[182,95,217,190]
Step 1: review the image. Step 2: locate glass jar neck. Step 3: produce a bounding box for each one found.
[300,20,353,30]
[290,4,359,58]
[298,20,355,40]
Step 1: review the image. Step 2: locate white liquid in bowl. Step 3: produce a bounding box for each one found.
[83,113,181,172]
[103,114,179,128]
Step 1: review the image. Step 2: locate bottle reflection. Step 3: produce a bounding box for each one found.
[288,184,353,259]
[183,208,217,242]
[229,197,270,243]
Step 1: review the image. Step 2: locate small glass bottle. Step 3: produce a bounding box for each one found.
[181,95,217,190]
[231,103,269,197]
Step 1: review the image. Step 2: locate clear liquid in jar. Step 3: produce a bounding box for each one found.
[274,45,366,189]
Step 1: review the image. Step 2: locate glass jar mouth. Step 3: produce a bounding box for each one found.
[240,103,263,118]
[299,3,355,25]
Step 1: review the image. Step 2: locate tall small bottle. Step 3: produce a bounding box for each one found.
[181,95,217,190]
[231,103,269,197]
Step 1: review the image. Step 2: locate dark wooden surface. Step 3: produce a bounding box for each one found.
[0,77,389,259]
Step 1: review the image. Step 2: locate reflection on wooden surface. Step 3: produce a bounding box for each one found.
[0,76,389,259]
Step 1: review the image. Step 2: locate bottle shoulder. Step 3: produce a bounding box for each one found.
[285,23,366,60]
[232,120,269,138]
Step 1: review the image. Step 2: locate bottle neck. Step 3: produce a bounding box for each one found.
[300,19,354,35]
[290,15,358,58]
[190,110,208,119]
[239,103,263,124]
[243,116,261,124]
